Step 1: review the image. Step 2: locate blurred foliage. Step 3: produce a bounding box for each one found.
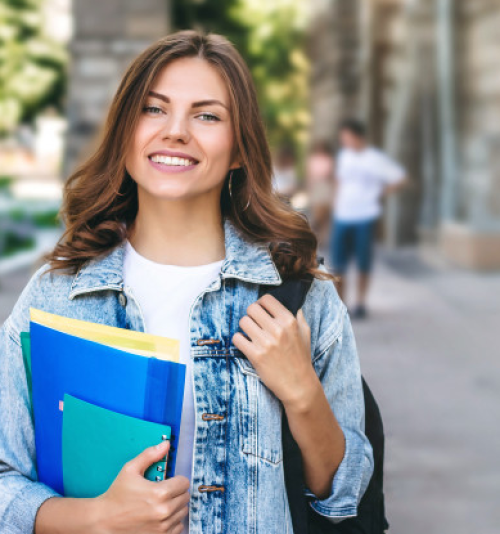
[0,175,14,190]
[172,0,310,155]
[7,206,58,227]
[31,208,59,227]
[0,200,60,258]
[172,0,249,55]
[0,0,67,135]
[0,233,35,257]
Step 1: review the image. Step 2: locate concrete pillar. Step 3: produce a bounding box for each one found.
[436,0,459,222]
[307,0,363,144]
[439,0,500,269]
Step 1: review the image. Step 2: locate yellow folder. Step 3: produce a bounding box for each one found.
[29,308,179,362]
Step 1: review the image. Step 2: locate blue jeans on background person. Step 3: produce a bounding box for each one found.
[330,217,377,275]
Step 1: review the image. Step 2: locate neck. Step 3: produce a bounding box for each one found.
[127,195,225,267]
[353,141,367,152]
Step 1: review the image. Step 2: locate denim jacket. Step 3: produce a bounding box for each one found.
[0,218,373,534]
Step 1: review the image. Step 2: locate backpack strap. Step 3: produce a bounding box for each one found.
[258,276,389,534]
[258,276,314,316]
[258,275,314,534]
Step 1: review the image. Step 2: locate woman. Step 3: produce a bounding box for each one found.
[305,141,335,255]
[0,31,373,534]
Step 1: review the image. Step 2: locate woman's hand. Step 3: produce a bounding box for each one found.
[94,440,190,534]
[232,294,319,410]
[233,294,347,499]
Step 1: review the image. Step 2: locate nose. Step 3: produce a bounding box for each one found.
[161,112,190,144]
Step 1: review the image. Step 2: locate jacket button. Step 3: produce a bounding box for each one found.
[119,293,127,307]
[202,413,225,421]
[198,484,225,493]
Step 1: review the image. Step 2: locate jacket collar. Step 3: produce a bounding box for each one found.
[69,217,282,300]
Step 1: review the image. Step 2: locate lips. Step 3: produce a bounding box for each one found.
[147,151,199,174]
[148,150,199,167]
[149,154,198,167]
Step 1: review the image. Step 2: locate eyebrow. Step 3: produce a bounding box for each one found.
[148,91,228,110]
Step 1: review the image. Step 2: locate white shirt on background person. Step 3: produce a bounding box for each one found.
[334,146,405,222]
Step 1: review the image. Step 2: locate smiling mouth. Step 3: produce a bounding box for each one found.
[148,154,198,167]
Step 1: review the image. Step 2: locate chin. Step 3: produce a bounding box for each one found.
[137,177,216,203]
[137,183,186,200]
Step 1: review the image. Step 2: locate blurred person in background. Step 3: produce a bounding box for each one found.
[331,118,408,319]
[306,140,334,257]
[271,144,299,203]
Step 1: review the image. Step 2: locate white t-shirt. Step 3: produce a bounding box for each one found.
[334,147,405,222]
[123,240,224,534]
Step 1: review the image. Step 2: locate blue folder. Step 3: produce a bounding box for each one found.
[30,321,185,495]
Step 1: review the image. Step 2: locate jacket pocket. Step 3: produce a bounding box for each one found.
[234,355,283,465]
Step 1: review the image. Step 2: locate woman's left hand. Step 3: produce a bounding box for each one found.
[232,294,319,410]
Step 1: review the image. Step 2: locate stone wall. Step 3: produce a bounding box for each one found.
[65,0,170,174]
[307,0,363,144]
[458,0,500,231]
[308,0,500,267]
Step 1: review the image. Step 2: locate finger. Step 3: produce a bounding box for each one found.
[232,331,255,357]
[258,294,295,324]
[126,440,170,476]
[297,309,311,344]
[171,523,185,534]
[156,475,190,501]
[238,315,266,343]
[246,301,277,332]
[160,494,189,526]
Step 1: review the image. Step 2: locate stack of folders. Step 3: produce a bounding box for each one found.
[21,308,186,498]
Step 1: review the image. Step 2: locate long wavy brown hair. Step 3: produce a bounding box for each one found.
[44,30,334,282]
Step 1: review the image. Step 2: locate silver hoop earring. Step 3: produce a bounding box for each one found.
[228,170,234,200]
[228,170,251,211]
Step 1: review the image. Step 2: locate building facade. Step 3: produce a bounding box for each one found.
[66,0,170,173]
[309,0,500,270]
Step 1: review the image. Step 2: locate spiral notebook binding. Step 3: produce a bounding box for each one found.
[154,433,171,481]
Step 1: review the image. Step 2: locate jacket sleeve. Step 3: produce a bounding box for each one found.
[0,271,60,533]
[303,281,374,521]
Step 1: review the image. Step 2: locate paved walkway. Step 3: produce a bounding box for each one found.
[346,248,500,534]
[1,250,499,533]
[0,265,34,324]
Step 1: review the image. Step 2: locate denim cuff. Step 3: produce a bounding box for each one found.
[304,427,372,522]
[1,477,59,534]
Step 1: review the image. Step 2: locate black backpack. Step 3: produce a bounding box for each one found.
[258,277,389,534]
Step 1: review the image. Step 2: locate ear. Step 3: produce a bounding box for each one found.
[229,161,242,171]
[229,145,242,171]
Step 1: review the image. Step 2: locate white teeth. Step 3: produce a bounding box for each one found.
[150,154,196,166]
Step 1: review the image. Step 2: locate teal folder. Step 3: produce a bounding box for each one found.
[20,332,33,420]
[62,393,171,498]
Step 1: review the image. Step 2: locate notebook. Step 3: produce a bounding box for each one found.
[29,321,185,495]
[30,307,179,361]
[62,393,172,498]
[20,332,33,419]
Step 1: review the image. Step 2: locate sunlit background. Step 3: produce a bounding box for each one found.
[1,1,499,533]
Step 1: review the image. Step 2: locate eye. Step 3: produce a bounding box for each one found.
[198,113,220,122]
[143,105,164,115]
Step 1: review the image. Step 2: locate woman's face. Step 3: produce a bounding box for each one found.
[126,57,238,204]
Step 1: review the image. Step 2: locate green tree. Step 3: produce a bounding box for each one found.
[172,0,249,55]
[0,0,67,135]
[236,0,310,152]
[171,0,310,156]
